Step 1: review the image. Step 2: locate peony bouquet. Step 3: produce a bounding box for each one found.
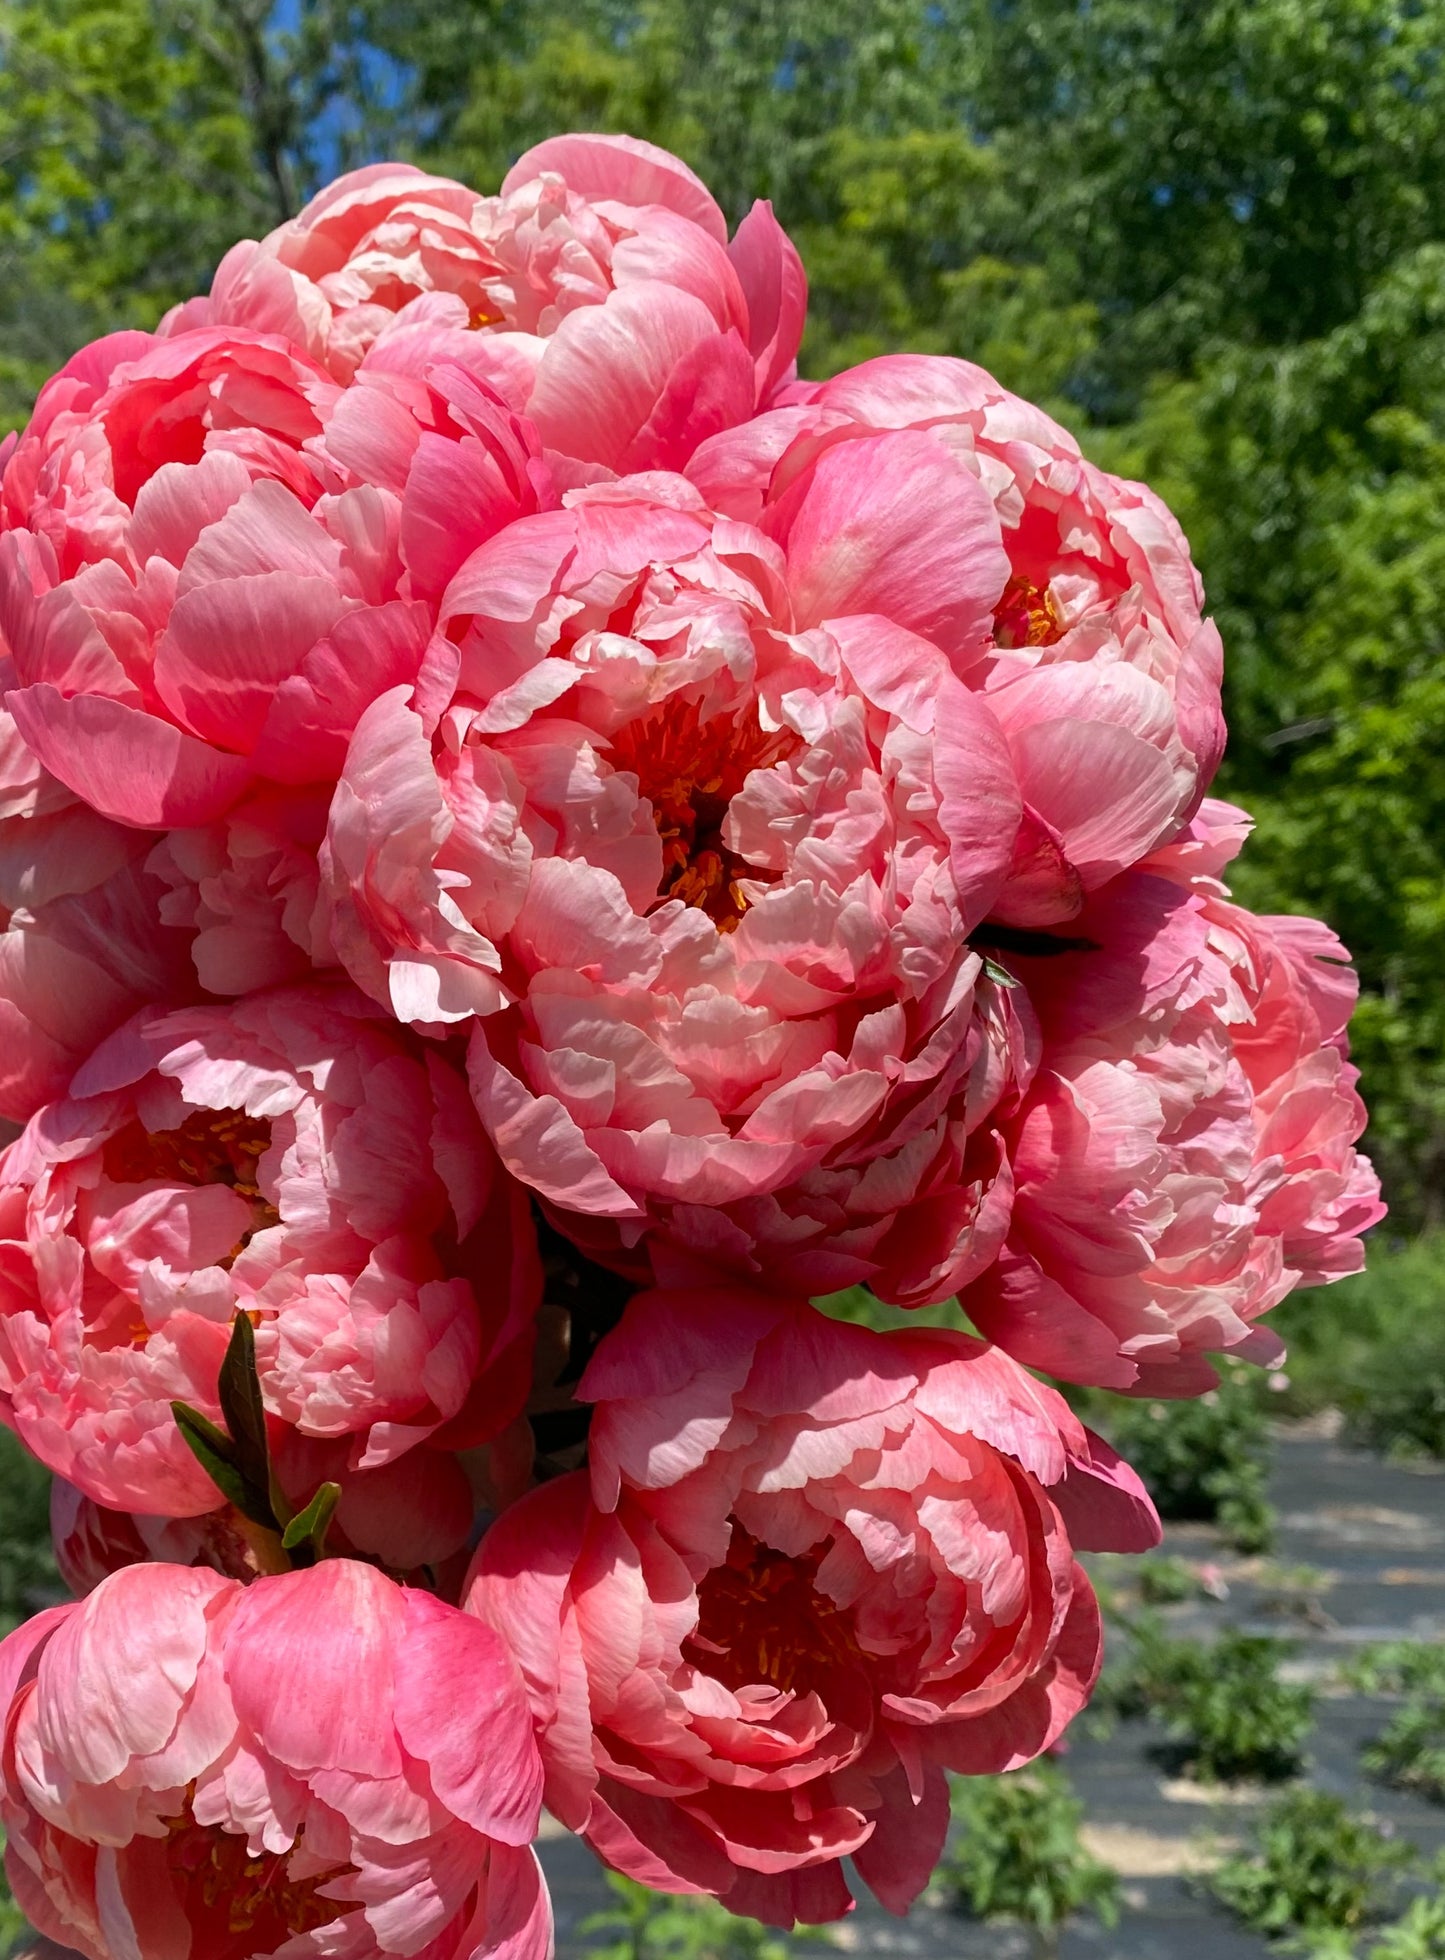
[0,134,1381,1956]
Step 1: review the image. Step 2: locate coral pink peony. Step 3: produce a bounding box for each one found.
[961,800,1384,1393]
[324,461,1041,1303]
[0,323,550,838]
[165,135,806,477]
[0,1559,550,1959]
[691,352,1226,924]
[468,1286,1157,1926]
[0,988,539,1514]
[0,669,194,1121]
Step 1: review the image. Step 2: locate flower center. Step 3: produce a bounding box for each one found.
[102,1110,280,1275]
[685,1524,865,1696]
[164,1809,351,1958]
[994,573,1065,649]
[609,697,797,931]
[103,1109,275,1207]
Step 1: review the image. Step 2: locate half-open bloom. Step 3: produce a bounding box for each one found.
[0,988,539,1514]
[962,800,1385,1393]
[0,1559,550,1959]
[325,459,1039,1303]
[0,324,550,837]
[165,133,807,479]
[692,352,1226,923]
[468,1286,1157,1926]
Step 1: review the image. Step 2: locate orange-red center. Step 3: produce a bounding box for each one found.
[610,697,797,931]
[163,1809,351,1958]
[994,573,1065,650]
[685,1524,865,1696]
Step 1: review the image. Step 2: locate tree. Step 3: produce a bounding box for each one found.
[0,0,413,430]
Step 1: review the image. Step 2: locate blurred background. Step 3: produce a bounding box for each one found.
[2,2,1444,1954]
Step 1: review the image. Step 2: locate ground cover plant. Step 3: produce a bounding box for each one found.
[1111,1622,1315,1780]
[1364,1706,1445,1805]
[939,1764,1120,1959]
[1209,1790,1418,1941]
[1345,1647,1445,1699]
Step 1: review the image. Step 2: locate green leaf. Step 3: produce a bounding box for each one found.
[982,957,1020,989]
[281,1481,341,1559]
[217,1313,291,1530]
[170,1401,274,1530]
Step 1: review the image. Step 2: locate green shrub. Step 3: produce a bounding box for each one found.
[1295,1893,1445,1960]
[0,1426,57,1637]
[1364,1700,1445,1804]
[579,1875,832,1960]
[1270,1236,1445,1459]
[1369,1893,1445,1960]
[1137,1553,1207,1605]
[1343,1643,1445,1806]
[940,1762,1119,1958]
[1344,1645,1445,1699]
[1115,1623,1314,1781]
[1103,1362,1274,1551]
[1210,1790,1417,1940]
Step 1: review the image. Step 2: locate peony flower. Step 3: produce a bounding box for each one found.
[0,322,550,838]
[164,134,807,479]
[0,1559,550,1960]
[468,1286,1158,1926]
[691,352,1227,924]
[324,458,1041,1303]
[0,987,539,1514]
[961,800,1384,1393]
[0,668,194,1121]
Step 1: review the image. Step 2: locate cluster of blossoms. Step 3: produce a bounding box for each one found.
[0,133,1380,1956]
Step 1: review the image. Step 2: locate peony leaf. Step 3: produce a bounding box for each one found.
[216,1314,292,1530]
[281,1481,341,1560]
[170,1400,276,1530]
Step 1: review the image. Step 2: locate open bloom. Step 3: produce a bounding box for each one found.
[0,322,550,838]
[962,800,1385,1393]
[692,352,1227,924]
[165,134,807,479]
[468,1286,1157,1926]
[0,1559,549,1959]
[0,671,194,1120]
[325,456,1042,1303]
[0,987,539,1514]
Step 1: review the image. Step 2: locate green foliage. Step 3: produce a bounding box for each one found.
[1270,1237,1445,1456]
[0,1829,28,1955]
[0,1427,57,1639]
[1210,1790,1417,1940]
[0,0,421,431]
[173,1313,337,1563]
[940,1762,1119,1945]
[1364,1701,1445,1806]
[579,1873,832,1960]
[1114,1623,1314,1782]
[1136,1554,1207,1606]
[1367,1892,1445,1960]
[1101,1364,1275,1551]
[1344,1644,1445,1701]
